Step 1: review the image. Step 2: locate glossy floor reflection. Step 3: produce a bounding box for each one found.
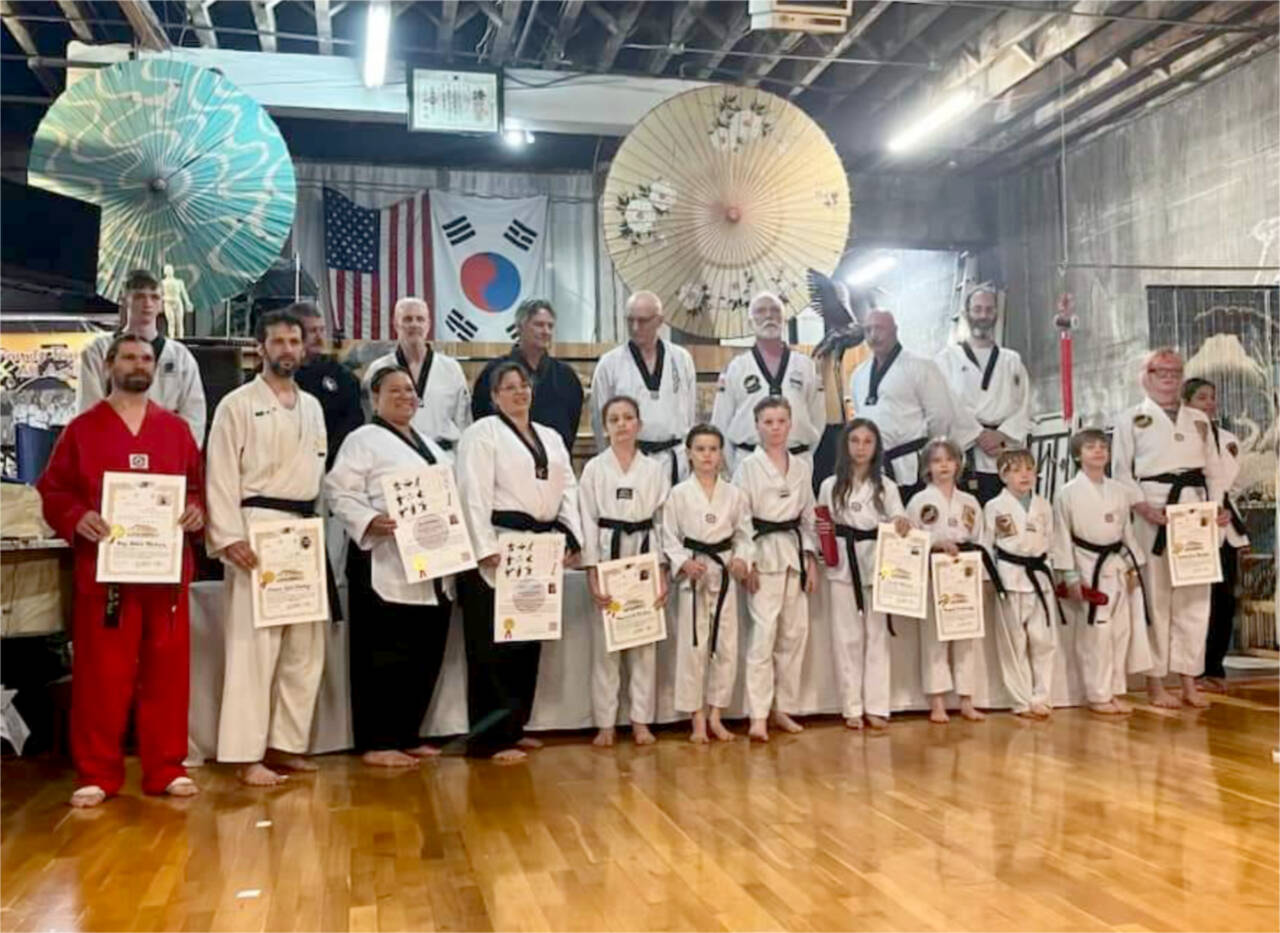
[2,683,1277,932]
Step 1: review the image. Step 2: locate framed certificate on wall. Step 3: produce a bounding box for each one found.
[407,65,502,134]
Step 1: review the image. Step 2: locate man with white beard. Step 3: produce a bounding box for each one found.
[711,292,824,474]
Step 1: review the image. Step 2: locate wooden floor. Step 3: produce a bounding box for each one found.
[3,684,1278,933]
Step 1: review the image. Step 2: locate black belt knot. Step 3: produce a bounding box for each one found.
[994,547,1061,626]
[882,437,927,483]
[1138,469,1206,556]
[597,516,654,561]
[752,517,807,591]
[639,438,681,485]
[683,536,734,654]
[491,510,581,553]
[835,523,895,635]
[1070,534,1150,627]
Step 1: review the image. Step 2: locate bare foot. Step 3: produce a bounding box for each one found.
[1148,679,1181,709]
[239,763,287,786]
[1089,701,1122,715]
[959,702,986,722]
[632,723,657,746]
[1030,703,1052,719]
[748,718,769,742]
[164,776,199,797]
[709,716,736,742]
[264,752,317,772]
[516,736,543,750]
[1198,676,1228,694]
[491,748,528,764]
[772,711,804,734]
[1014,709,1037,719]
[928,697,949,724]
[593,728,615,747]
[70,785,107,808]
[689,710,709,743]
[405,744,441,758]
[1183,688,1210,709]
[865,715,888,731]
[845,716,864,730]
[1112,697,1133,713]
[362,750,418,768]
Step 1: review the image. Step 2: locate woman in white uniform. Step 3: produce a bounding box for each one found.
[326,367,454,767]
[456,362,582,762]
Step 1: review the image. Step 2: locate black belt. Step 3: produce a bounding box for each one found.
[965,422,1002,474]
[955,542,1007,599]
[240,495,342,622]
[1138,469,1206,556]
[835,523,895,636]
[994,547,1062,626]
[436,438,455,452]
[882,437,927,483]
[1224,493,1247,536]
[683,536,734,654]
[1070,534,1150,627]
[734,442,811,455]
[752,517,808,591]
[639,438,681,486]
[491,510,581,553]
[597,516,654,561]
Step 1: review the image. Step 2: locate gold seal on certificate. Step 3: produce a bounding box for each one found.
[380,466,477,583]
[249,518,329,628]
[598,551,667,653]
[95,471,186,584]
[931,550,985,641]
[872,524,930,619]
[494,532,564,642]
[1166,501,1223,586]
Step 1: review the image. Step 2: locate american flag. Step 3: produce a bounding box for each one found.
[323,187,434,340]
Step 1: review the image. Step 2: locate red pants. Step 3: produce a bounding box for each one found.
[71,584,189,796]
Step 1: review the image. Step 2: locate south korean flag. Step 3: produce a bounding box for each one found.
[430,191,549,342]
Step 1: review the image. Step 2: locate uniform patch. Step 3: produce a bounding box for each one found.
[948,517,958,527]
[322,375,338,392]
[705,513,717,524]
[851,502,862,512]
[962,504,977,530]
[1173,432,1184,442]
[129,453,149,470]
[788,374,804,389]
[672,367,682,394]
[744,374,762,394]
[994,514,1016,538]
[1104,512,1115,523]
[920,504,938,524]
[1227,441,1239,457]
[164,361,175,373]
[1134,414,1152,428]
[1013,373,1021,387]
[616,488,634,500]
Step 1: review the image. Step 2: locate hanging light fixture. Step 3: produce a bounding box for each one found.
[363,0,392,88]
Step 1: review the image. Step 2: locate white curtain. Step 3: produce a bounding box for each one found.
[290,160,611,342]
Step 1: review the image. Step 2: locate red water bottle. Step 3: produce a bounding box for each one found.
[815,505,839,568]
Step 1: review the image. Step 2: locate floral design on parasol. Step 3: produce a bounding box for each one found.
[28,58,296,311]
[603,86,850,339]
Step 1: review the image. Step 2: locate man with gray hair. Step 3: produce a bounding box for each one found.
[363,297,471,456]
[590,290,697,484]
[935,283,1032,504]
[471,298,584,454]
[711,291,823,473]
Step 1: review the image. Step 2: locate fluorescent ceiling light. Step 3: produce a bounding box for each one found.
[845,254,897,286]
[363,1,391,88]
[886,89,977,154]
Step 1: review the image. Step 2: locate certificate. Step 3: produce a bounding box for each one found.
[598,551,667,652]
[96,471,185,583]
[380,466,477,583]
[1166,501,1223,586]
[249,518,329,628]
[871,525,930,619]
[931,550,985,641]
[494,532,564,642]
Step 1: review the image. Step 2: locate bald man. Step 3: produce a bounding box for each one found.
[848,311,977,502]
[590,291,697,484]
[363,297,471,456]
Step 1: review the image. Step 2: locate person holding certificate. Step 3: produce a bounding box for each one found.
[1111,349,1228,709]
[815,419,911,731]
[907,438,994,724]
[37,334,205,807]
[206,310,330,786]
[456,361,582,762]
[325,367,456,767]
[579,395,670,747]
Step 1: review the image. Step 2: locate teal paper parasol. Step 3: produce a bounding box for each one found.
[28,58,296,311]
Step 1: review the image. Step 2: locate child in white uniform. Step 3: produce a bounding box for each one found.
[816,418,911,730]
[908,438,992,724]
[580,395,671,747]
[660,425,753,743]
[985,448,1056,719]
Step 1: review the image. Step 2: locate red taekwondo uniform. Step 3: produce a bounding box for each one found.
[37,400,204,797]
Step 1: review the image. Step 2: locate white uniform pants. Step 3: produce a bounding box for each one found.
[745,569,809,719]
[920,606,979,698]
[993,592,1055,712]
[827,579,891,719]
[590,629,657,727]
[217,568,326,762]
[673,576,739,712]
[1141,554,1210,677]
[1072,581,1138,704]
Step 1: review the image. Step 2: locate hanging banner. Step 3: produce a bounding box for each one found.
[429,192,548,342]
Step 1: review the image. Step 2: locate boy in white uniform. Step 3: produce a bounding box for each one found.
[733,398,818,742]
[985,448,1056,719]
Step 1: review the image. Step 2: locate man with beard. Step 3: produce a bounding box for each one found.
[711,292,823,474]
[936,283,1032,504]
[39,334,206,806]
[471,298,584,455]
[206,310,329,785]
[848,310,977,503]
[293,302,363,469]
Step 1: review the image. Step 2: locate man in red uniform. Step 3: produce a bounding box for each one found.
[38,334,206,807]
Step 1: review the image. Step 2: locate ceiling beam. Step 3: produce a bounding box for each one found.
[597,1,644,72]
[314,0,333,53]
[54,0,94,41]
[119,0,171,50]
[543,0,583,66]
[435,0,457,55]
[648,0,705,74]
[0,0,57,93]
[820,3,948,115]
[788,0,892,98]
[485,0,524,65]
[251,0,277,53]
[696,6,749,79]
[185,1,218,48]
[744,30,806,87]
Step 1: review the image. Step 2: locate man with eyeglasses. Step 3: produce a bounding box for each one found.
[589,291,697,484]
[1111,347,1229,710]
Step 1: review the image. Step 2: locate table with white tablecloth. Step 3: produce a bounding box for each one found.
[188,573,1098,760]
